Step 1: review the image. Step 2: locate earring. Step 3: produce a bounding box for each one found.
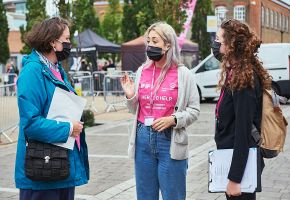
[53,47,56,51]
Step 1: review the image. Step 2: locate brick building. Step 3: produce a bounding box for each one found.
[212,0,290,43]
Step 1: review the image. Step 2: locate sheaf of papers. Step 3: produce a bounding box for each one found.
[47,87,87,150]
[208,148,257,193]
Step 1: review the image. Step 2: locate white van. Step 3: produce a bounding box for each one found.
[191,43,290,101]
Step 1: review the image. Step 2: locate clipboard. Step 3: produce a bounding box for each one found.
[47,87,87,150]
[208,148,259,193]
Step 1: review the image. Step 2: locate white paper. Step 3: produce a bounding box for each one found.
[47,87,87,150]
[208,148,257,193]
[144,117,154,126]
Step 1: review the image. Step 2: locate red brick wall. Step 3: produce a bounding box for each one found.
[211,0,290,43]
[261,0,290,42]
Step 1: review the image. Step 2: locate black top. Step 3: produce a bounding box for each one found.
[215,75,263,183]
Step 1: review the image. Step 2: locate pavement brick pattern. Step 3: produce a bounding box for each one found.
[0,104,289,200]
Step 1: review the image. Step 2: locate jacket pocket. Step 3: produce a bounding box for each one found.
[173,128,188,145]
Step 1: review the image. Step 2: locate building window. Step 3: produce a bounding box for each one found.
[287,17,289,32]
[261,7,265,27]
[234,5,246,21]
[15,3,27,14]
[283,15,288,32]
[279,13,282,30]
[215,6,227,27]
[281,15,285,31]
[270,10,274,28]
[274,12,278,30]
[265,8,269,27]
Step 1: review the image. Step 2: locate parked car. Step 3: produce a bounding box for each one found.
[191,43,290,101]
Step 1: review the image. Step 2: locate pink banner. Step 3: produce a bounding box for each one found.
[178,0,197,49]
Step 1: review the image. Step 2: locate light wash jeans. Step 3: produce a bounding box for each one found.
[135,122,188,200]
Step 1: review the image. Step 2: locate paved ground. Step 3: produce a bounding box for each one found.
[0,103,290,200]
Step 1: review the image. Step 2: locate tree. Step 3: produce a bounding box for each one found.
[71,0,101,36]
[191,0,214,59]
[121,0,156,42]
[20,0,47,54]
[101,0,123,44]
[0,0,10,64]
[121,0,139,42]
[55,0,71,20]
[121,0,188,41]
[152,0,188,35]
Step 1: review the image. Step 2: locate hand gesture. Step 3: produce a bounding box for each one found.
[120,73,135,99]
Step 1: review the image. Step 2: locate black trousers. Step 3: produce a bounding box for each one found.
[20,187,75,200]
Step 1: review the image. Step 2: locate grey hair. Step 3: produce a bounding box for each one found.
[143,22,181,93]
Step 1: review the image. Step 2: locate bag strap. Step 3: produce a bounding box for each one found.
[251,124,262,146]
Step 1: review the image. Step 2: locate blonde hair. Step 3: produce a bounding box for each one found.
[143,22,181,92]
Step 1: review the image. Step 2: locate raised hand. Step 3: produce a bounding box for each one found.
[120,73,135,99]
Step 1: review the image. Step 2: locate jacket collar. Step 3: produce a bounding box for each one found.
[28,50,75,93]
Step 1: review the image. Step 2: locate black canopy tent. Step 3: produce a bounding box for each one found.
[70,29,121,71]
[121,36,199,72]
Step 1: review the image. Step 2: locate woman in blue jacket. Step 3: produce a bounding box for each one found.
[15,17,89,200]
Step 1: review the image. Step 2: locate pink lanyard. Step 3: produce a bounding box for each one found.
[216,70,232,118]
[149,65,157,115]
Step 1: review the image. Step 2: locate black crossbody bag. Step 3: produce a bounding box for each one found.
[24,135,70,181]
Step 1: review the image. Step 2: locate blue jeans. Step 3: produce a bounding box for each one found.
[135,122,187,200]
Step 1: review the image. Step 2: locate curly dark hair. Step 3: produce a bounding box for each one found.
[217,19,271,91]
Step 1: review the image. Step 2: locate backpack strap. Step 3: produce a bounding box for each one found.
[251,124,262,145]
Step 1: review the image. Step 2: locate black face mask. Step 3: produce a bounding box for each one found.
[146,46,164,61]
[55,42,71,61]
[211,41,223,62]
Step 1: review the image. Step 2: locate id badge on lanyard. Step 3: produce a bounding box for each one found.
[144,65,157,126]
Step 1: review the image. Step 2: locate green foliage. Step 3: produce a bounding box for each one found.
[121,0,156,42]
[82,109,95,127]
[101,0,123,43]
[191,0,214,59]
[122,0,188,41]
[0,0,9,64]
[121,0,139,42]
[71,0,101,37]
[55,0,71,20]
[20,0,47,54]
[151,0,188,34]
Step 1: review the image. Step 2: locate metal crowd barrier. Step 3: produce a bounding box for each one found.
[0,73,18,96]
[68,70,135,113]
[0,83,18,143]
[68,71,93,96]
[103,72,135,112]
